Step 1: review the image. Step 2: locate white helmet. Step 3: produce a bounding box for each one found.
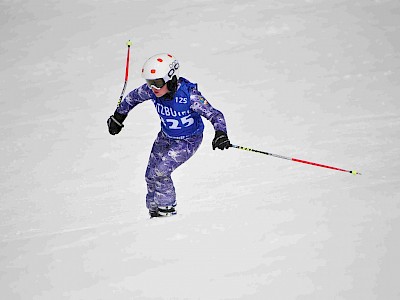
[141,53,179,89]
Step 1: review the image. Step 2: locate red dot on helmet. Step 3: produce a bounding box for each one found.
[151,69,156,74]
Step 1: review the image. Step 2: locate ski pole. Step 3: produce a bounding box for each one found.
[231,144,361,175]
[117,40,132,107]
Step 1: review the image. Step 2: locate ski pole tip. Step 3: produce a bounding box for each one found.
[351,170,362,175]
[126,40,132,47]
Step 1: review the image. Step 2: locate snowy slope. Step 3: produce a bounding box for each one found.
[1,0,399,299]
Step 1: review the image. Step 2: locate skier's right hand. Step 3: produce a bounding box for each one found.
[107,111,127,135]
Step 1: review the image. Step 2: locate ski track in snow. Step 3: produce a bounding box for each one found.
[1,0,400,299]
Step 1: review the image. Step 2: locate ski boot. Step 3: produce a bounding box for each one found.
[149,205,177,218]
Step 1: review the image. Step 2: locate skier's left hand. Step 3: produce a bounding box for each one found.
[212,130,231,150]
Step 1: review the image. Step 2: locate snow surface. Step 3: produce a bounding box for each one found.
[1,0,399,299]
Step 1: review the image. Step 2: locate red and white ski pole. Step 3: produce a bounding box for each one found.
[117,40,132,107]
[231,144,362,175]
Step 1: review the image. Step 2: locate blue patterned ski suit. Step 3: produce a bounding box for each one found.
[116,77,228,210]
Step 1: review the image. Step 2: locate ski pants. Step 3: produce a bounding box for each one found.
[145,131,203,210]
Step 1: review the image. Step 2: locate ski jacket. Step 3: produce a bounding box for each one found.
[116,77,227,139]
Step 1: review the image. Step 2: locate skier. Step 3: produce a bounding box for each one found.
[107,53,231,217]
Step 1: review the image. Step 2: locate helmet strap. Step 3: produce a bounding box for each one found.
[166,75,178,96]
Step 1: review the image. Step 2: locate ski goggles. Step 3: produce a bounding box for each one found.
[146,78,166,90]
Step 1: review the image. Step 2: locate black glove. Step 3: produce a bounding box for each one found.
[212,130,231,150]
[107,111,127,135]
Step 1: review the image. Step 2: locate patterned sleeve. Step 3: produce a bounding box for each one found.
[116,83,153,115]
[190,88,228,133]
